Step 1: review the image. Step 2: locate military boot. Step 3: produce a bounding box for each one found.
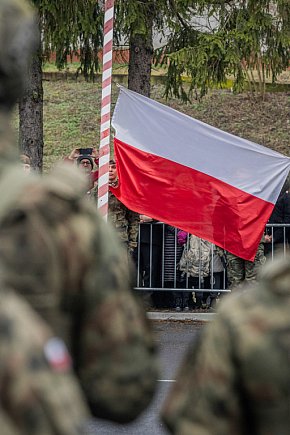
[183,294,190,312]
[174,296,182,312]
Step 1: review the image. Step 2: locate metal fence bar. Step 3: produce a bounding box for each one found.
[135,223,290,293]
[174,227,177,288]
[161,224,165,288]
[137,224,141,287]
[149,223,153,288]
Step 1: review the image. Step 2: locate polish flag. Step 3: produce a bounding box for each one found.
[112,87,290,261]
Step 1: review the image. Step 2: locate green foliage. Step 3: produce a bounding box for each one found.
[114,0,182,42]
[115,0,152,37]
[157,0,290,100]
[32,0,104,79]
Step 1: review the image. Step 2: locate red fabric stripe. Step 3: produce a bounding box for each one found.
[103,59,113,72]
[101,112,110,124]
[104,18,114,34]
[101,95,111,108]
[103,39,113,56]
[99,144,110,158]
[98,184,109,198]
[98,162,110,178]
[102,77,112,90]
[101,129,110,140]
[114,138,274,261]
[92,170,99,182]
[105,1,114,13]
[98,203,109,218]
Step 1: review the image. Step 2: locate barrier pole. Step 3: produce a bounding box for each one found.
[97,0,115,220]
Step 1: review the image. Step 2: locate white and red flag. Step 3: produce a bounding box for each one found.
[112,87,290,261]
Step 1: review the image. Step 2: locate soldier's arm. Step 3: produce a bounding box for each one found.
[75,209,158,423]
[126,208,140,252]
[161,311,243,435]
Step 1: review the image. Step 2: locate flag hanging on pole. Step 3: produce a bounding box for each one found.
[112,86,290,261]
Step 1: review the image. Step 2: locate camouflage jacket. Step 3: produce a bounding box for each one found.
[162,256,290,435]
[92,186,139,251]
[0,164,158,423]
[108,190,140,250]
[178,235,212,278]
[0,288,89,435]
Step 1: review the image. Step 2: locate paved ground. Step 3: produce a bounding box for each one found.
[87,319,206,434]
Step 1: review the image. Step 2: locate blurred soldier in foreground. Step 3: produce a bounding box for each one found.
[0,0,158,424]
[0,284,89,435]
[161,256,290,434]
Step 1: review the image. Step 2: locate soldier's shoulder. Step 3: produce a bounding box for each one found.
[0,288,75,375]
[216,258,290,327]
[258,255,290,295]
[216,284,266,327]
[0,162,86,207]
[0,289,51,344]
[42,163,89,200]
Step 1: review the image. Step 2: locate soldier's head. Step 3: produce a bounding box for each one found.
[20,153,31,173]
[0,0,38,112]
[109,159,117,180]
[77,155,94,175]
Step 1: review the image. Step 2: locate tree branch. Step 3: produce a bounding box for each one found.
[168,0,190,29]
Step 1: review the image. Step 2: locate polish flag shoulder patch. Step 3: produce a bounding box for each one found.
[44,337,72,372]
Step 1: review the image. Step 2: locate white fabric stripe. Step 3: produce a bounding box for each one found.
[105,6,114,22]
[98,173,110,188]
[103,51,112,65]
[102,78,112,89]
[102,68,112,82]
[101,85,111,98]
[112,87,290,203]
[104,29,113,47]
[101,103,111,117]
[100,136,110,148]
[99,154,110,167]
[97,195,108,207]
[100,120,110,132]
[101,85,111,99]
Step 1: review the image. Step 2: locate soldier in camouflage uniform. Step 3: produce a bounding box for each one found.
[0,285,89,435]
[0,0,158,424]
[161,255,290,434]
[92,160,139,256]
[226,239,266,290]
[108,159,139,255]
[108,188,140,254]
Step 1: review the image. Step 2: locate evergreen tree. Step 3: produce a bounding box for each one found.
[115,0,187,96]
[20,1,103,170]
[157,0,290,100]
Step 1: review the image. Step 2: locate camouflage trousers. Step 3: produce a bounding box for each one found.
[226,243,266,290]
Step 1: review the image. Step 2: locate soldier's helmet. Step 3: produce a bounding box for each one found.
[0,0,38,111]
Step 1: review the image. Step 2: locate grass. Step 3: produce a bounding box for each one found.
[41,79,290,172]
[43,61,168,76]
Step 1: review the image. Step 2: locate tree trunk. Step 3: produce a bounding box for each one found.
[128,12,154,97]
[19,48,43,172]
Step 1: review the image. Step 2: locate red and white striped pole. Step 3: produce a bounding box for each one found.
[97,0,115,220]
